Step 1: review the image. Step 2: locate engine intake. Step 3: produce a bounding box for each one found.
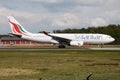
[70,41,84,46]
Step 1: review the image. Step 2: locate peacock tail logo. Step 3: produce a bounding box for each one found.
[8,19,29,36]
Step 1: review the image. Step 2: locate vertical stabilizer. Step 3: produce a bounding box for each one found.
[7,16,31,36]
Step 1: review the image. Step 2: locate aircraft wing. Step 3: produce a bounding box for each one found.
[43,31,71,44]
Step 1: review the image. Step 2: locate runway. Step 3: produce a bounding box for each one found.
[0,46,120,50]
[90,48,120,50]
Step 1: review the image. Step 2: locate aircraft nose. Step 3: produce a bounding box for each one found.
[111,37,115,42]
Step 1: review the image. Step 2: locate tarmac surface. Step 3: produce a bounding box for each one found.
[0,46,120,50]
[90,48,120,50]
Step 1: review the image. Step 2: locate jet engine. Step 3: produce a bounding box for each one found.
[70,41,84,46]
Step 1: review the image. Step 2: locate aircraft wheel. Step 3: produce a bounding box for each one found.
[100,44,104,48]
[58,44,66,48]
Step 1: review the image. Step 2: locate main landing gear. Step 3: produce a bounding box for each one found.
[58,44,66,48]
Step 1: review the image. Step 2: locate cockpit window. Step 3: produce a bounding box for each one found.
[107,36,112,38]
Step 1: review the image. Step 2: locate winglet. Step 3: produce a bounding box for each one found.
[43,31,49,35]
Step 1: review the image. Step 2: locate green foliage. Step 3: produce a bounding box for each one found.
[53,24,120,45]
[0,35,9,38]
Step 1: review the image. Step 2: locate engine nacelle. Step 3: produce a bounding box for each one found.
[70,41,84,46]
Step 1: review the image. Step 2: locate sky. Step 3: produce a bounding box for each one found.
[0,0,120,34]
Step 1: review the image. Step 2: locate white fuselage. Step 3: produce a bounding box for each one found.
[21,33,115,45]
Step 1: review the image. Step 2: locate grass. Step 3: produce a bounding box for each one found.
[0,50,119,80]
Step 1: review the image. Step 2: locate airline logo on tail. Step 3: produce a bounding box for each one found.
[8,16,29,36]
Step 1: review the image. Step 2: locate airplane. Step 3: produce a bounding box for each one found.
[7,16,115,48]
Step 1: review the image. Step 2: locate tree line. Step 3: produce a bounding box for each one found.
[53,24,120,45]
